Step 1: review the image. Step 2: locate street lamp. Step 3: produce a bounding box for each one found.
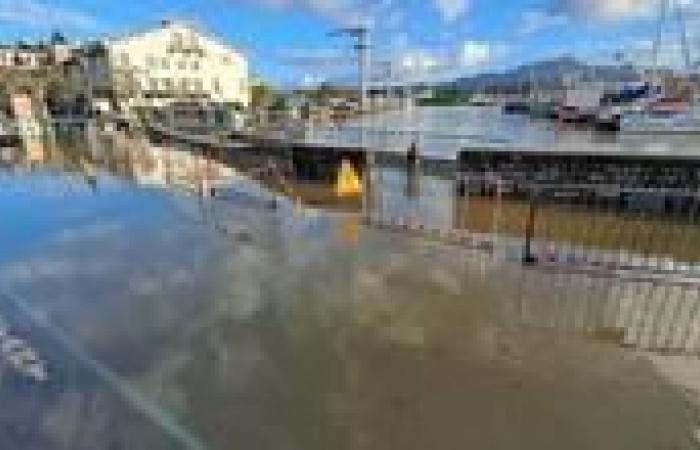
[328,26,371,113]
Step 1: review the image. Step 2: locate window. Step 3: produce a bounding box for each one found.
[178,60,187,70]
[149,78,158,91]
[192,60,200,70]
[213,78,221,94]
[120,53,129,66]
[215,110,225,125]
[162,58,170,70]
[173,32,184,50]
[222,55,231,65]
[164,78,173,90]
[194,79,203,91]
[146,55,156,68]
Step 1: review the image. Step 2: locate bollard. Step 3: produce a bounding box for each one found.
[523,190,539,265]
[407,141,419,165]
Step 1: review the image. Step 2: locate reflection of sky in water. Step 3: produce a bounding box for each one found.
[0,171,172,265]
[1,132,700,449]
[368,167,454,231]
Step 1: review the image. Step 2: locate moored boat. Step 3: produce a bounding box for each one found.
[619,105,700,134]
[502,100,530,115]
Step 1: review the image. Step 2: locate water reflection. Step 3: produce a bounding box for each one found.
[1,125,700,449]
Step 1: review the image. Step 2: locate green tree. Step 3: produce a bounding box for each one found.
[250,80,275,110]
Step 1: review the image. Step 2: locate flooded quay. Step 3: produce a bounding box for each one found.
[1,126,700,449]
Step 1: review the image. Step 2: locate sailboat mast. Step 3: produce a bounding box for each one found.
[651,0,692,91]
[652,0,668,79]
[676,0,692,72]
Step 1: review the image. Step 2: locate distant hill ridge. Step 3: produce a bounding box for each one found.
[451,56,642,91]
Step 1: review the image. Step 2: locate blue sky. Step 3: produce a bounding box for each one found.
[0,0,695,86]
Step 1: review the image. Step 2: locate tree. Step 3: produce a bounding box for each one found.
[269,96,289,112]
[250,80,275,110]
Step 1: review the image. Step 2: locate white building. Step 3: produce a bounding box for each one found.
[0,39,85,121]
[0,37,78,70]
[0,43,50,69]
[85,20,249,127]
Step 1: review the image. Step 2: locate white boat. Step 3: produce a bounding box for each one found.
[620,106,700,134]
[618,0,698,134]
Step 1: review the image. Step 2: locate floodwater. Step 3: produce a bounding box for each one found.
[1,126,700,449]
[305,106,700,159]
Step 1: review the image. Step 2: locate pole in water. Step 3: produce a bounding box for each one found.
[523,188,539,265]
[407,140,419,166]
[405,142,421,198]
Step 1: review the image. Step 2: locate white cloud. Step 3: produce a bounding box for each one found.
[235,0,378,27]
[383,40,502,83]
[461,40,490,67]
[618,37,698,69]
[552,0,657,20]
[519,10,568,35]
[325,0,472,25]
[0,0,97,31]
[302,73,327,86]
[305,0,374,27]
[432,0,470,22]
[400,50,442,72]
[241,0,469,26]
[379,47,451,83]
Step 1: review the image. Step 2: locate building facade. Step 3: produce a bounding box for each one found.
[0,23,250,129]
[0,37,78,70]
[0,44,49,69]
[102,20,249,111]
[0,39,84,121]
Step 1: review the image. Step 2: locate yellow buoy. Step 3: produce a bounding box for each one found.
[335,159,362,198]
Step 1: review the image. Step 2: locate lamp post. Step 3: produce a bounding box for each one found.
[328,26,371,113]
[329,25,374,224]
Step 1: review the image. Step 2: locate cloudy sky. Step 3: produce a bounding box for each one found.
[0,0,697,85]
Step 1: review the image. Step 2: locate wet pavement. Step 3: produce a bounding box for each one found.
[1,128,700,449]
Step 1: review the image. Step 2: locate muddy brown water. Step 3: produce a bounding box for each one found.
[0,129,699,449]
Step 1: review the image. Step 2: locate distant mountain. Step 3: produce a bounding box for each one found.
[451,56,641,91]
